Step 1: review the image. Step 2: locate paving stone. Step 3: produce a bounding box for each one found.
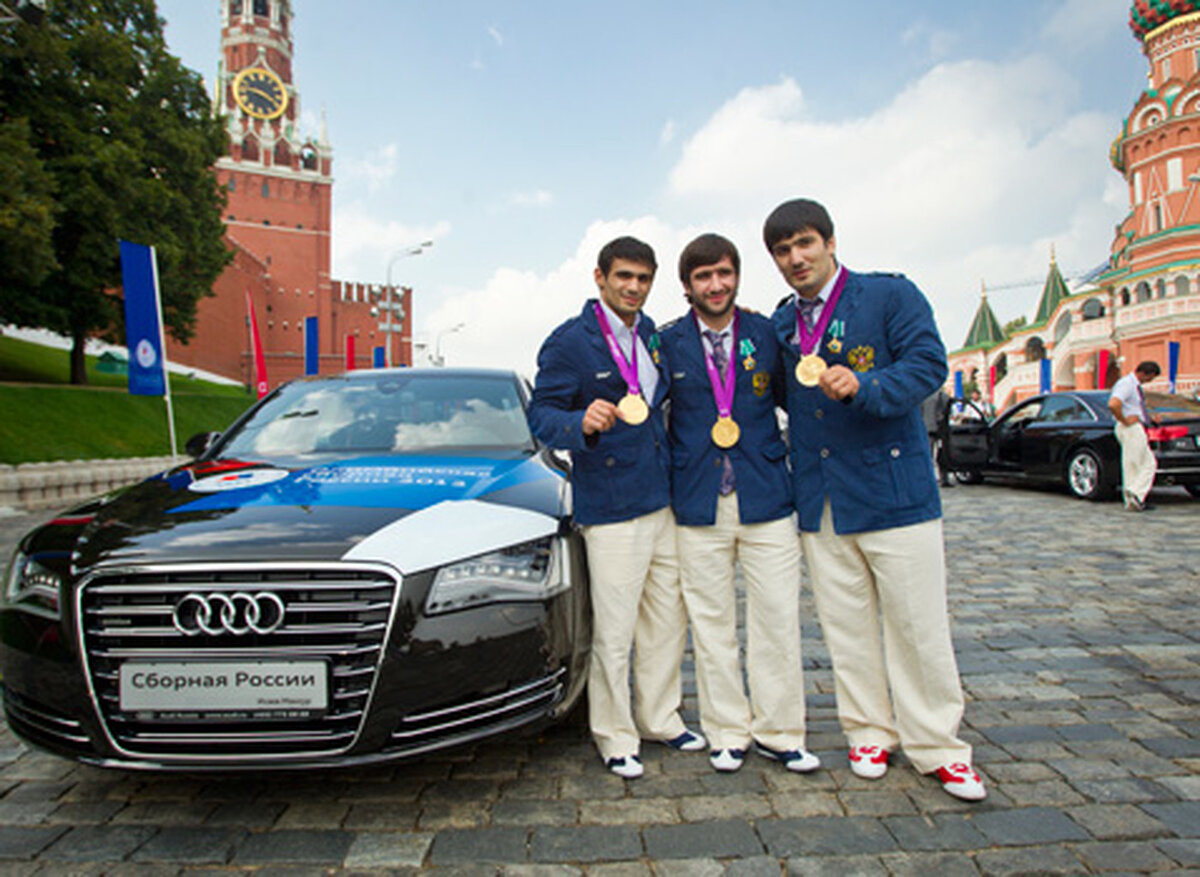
[980,761,1058,783]
[1,781,74,803]
[651,858,724,877]
[1157,838,1200,867]
[758,816,897,857]
[418,800,491,830]
[130,827,243,864]
[880,850,980,875]
[1066,803,1172,840]
[274,800,351,828]
[974,844,1086,875]
[1045,757,1130,781]
[1141,802,1200,837]
[529,825,640,863]
[838,790,917,817]
[586,863,652,877]
[342,801,421,830]
[111,801,216,825]
[579,797,679,825]
[768,790,842,818]
[1073,840,1176,872]
[642,820,761,860]
[979,724,1061,744]
[785,854,887,876]
[342,831,433,868]
[998,780,1086,807]
[724,855,784,877]
[972,806,1090,846]
[233,829,355,865]
[0,801,55,825]
[1071,777,1175,803]
[41,826,157,862]
[881,814,988,851]
[1157,775,1200,799]
[0,825,68,859]
[204,800,286,828]
[677,793,772,822]
[490,799,576,827]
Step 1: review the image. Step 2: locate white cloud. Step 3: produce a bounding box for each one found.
[666,57,1123,346]
[343,143,399,193]
[660,119,677,147]
[901,22,957,59]
[487,25,504,47]
[510,190,555,208]
[331,203,450,285]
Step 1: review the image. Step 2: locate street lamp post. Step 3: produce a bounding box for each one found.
[383,240,433,367]
[434,323,465,367]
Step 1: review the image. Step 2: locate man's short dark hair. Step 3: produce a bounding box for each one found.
[1135,360,1161,377]
[678,233,740,286]
[597,236,657,276]
[762,198,835,250]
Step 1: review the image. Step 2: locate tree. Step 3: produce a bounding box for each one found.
[0,0,230,383]
[0,118,58,296]
[1002,316,1027,338]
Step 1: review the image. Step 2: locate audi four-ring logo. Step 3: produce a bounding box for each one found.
[172,591,286,636]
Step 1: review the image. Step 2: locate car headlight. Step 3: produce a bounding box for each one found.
[3,551,62,618]
[425,536,569,615]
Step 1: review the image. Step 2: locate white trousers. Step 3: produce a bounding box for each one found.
[1115,420,1156,505]
[801,503,970,773]
[677,495,808,751]
[582,507,687,760]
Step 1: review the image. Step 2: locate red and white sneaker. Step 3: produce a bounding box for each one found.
[848,745,889,780]
[935,762,987,801]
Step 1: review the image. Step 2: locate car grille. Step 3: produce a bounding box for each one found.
[78,564,399,763]
[386,668,566,754]
[2,689,93,755]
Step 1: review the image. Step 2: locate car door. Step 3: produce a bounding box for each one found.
[942,398,990,471]
[1019,395,1085,479]
[993,399,1043,474]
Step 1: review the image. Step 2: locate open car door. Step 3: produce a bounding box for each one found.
[942,397,990,472]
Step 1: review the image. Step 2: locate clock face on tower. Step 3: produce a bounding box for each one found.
[232,67,288,120]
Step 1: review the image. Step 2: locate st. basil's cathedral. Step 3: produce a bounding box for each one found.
[949,1,1200,405]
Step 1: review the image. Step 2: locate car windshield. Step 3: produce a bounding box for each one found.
[218,372,535,458]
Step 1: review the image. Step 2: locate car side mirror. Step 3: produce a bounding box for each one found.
[185,431,222,458]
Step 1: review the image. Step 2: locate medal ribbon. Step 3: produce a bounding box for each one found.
[698,310,738,419]
[796,267,847,355]
[593,302,641,396]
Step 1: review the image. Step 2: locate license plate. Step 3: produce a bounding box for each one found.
[119,661,328,715]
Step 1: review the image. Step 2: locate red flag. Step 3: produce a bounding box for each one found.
[345,334,356,371]
[1097,350,1110,390]
[988,364,996,402]
[246,291,269,398]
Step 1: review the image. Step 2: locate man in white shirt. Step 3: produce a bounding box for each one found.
[1108,360,1161,511]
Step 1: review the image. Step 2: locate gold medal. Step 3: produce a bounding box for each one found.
[711,416,741,449]
[795,354,827,387]
[617,393,649,425]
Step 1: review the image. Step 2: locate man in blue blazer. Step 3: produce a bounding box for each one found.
[528,236,703,779]
[662,233,817,775]
[764,199,985,802]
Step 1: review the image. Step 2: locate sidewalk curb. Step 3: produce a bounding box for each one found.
[0,456,177,512]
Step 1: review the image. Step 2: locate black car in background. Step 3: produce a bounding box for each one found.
[943,390,1200,500]
[1,368,589,770]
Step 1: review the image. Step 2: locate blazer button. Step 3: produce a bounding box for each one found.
[820,448,830,459]
[890,448,900,458]
[605,457,616,468]
[714,458,722,467]
[814,408,824,419]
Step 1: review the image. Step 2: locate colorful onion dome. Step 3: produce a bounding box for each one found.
[1130,1,1200,40]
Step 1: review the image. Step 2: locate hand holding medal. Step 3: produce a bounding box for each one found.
[594,302,651,428]
[793,270,847,388]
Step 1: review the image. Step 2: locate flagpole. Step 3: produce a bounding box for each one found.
[148,246,178,461]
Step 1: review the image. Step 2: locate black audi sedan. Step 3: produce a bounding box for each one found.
[944,389,1200,500]
[1,368,589,770]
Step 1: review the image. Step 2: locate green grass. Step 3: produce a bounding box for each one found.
[0,334,255,463]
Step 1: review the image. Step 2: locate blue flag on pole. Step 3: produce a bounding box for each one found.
[1168,340,1180,393]
[119,240,166,396]
[1039,357,1051,394]
[304,316,319,376]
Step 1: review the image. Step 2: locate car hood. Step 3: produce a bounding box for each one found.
[69,454,566,572]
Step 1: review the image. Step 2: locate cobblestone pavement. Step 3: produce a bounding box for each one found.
[0,482,1196,874]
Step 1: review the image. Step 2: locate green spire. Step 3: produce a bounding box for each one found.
[1034,246,1069,326]
[963,281,1005,348]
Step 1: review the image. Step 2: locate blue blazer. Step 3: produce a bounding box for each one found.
[662,308,792,527]
[527,299,672,526]
[770,269,948,535]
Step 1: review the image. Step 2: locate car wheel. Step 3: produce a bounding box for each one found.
[955,469,983,485]
[1185,484,1200,499]
[1066,448,1106,500]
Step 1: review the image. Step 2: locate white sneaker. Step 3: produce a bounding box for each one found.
[754,742,821,773]
[709,748,745,772]
[660,729,707,752]
[848,745,890,780]
[605,755,643,779]
[935,762,987,801]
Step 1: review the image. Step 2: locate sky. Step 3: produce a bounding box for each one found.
[155,0,1150,376]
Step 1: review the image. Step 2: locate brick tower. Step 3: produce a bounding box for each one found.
[167,0,412,387]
